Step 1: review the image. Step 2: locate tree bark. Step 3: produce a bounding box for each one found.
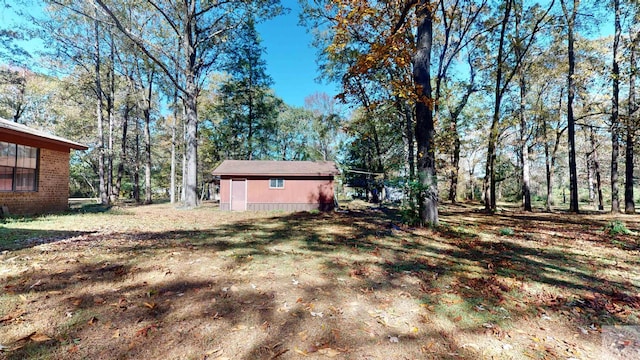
[94,17,108,206]
[561,0,579,213]
[449,135,460,203]
[484,0,512,212]
[413,0,438,226]
[184,77,199,207]
[115,100,129,201]
[170,95,178,204]
[134,118,141,203]
[626,31,637,214]
[107,30,116,204]
[143,67,155,205]
[611,0,621,213]
[589,127,604,211]
[518,63,531,211]
[543,122,552,211]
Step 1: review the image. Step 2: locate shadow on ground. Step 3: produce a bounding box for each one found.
[1,203,638,359]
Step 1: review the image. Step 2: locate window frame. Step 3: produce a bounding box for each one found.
[0,142,39,192]
[269,178,285,189]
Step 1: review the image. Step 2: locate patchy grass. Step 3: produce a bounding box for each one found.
[1,201,639,359]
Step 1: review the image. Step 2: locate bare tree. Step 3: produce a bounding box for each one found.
[93,0,282,207]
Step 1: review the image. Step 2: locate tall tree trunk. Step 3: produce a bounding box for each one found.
[561,0,579,213]
[449,135,460,203]
[184,77,199,207]
[170,95,178,204]
[485,0,512,212]
[134,118,141,203]
[181,108,187,202]
[544,122,552,211]
[143,68,155,205]
[519,70,531,211]
[626,31,637,214]
[115,101,129,200]
[513,6,532,211]
[413,0,438,226]
[94,17,108,206]
[107,30,116,204]
[587,155,595,205]
[590,127,604,210]
[611,0,621,213]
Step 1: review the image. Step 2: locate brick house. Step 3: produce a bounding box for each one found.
[212,160,339,211]
[0,117,87,215]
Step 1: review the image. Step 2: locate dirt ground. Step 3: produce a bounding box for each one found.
[1,201,639,359]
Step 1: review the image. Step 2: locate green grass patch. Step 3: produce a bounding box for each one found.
[604,220,632,236]
[499,227,515,236]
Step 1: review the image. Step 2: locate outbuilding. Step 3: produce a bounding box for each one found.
[0,117,88,215]
[212,160,339,211]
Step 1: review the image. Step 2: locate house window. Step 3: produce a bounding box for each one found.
[269,178,284,189]
[0,142,38,192]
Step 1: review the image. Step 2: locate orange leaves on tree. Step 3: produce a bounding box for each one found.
[325,0,422,105]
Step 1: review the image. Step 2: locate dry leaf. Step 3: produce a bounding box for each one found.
[135,323,158,337]
[112,329,120,338]
[30,333,52,342]
[421,341,435,352]
[298,330,308,341]
[7,344,24,352]
[453,315,462,322]
[47,290,63,295]
[0,309,25,323]
[205,347,222,355]
[29,280,43,289]
[72,298,82,306]
[143,302,156,309]
[93,297,105,304]
[318,347,341,357]
[293,347,308,356]
[88,316,98,325]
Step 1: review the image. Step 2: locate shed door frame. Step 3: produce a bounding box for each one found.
[230,178,247,211]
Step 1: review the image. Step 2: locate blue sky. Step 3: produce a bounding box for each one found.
[1,0,337,109]
[256,1,339,107]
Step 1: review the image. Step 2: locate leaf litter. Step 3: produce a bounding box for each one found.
[0,201,638,359]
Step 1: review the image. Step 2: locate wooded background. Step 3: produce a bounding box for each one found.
[0,0,637,226]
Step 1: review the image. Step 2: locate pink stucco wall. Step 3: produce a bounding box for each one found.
[218,176,335,211]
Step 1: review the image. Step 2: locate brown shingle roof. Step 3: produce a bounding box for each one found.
[212,160,339,176]
[0,117,88,150]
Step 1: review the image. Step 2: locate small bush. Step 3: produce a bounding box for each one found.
[499,227,514,236]
[604,220,631,236]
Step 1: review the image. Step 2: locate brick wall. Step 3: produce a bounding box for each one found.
[0,148,71,215]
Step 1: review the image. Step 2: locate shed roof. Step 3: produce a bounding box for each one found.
[0,117,88,151]
[212,160,339,177]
